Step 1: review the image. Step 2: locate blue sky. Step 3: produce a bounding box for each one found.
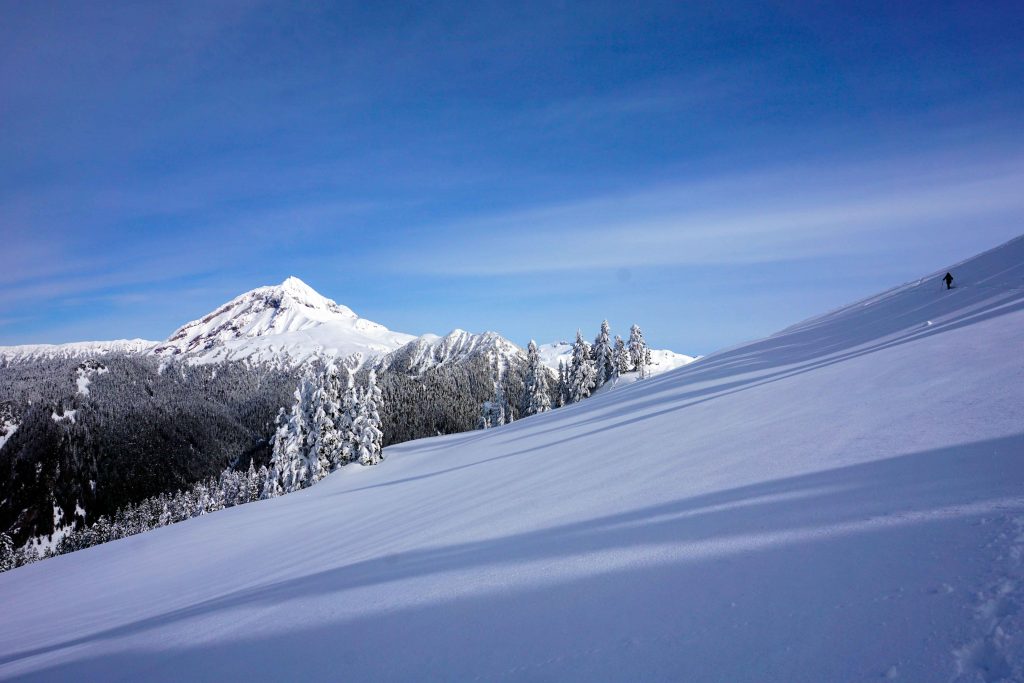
[1,1,1022,354]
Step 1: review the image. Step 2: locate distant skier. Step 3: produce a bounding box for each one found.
[942,272,954,290]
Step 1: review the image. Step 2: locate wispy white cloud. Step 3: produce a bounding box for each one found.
[379,151,1024,276]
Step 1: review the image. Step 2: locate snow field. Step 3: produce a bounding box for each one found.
[1,237,1023,680]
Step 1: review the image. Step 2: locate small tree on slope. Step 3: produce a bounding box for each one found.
[556,360,568,408]
[479,354,508,429]
[265,374,317,495]
[263,408,289,499]
[591,320,614,388]
[568,330,597,403]
[355,370,385,466]
[613,335,630,378]
[338,366,358,467]
[523,340,552,416]
[0,534,14,572]
[309,362,344,475]
[628,324,649,374]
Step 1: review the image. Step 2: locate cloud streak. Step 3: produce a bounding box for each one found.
[378,151,1024,276]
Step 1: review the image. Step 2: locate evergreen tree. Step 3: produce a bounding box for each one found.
[0,533,14,572]
[256,465,269,500]
[628,324,649,373]
[556,360,568,408]
[264,372,321,495]
[338,367,358,467]
[309,362,343,476]
[281,380,313,492]
[217,469,235,507]
[366,369,384,459]
[522,340,552,416]
[613,335,630,378]
[245,461,260,502]
[591,320,614,387]
[568,330,597,403]
[205,478,226,513]
[13,543,39,568]
[263,408,289,499]
[478,355,507,428]
[193,481,212,515]
[355,371,385,466]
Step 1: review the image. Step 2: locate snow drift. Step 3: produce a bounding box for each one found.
[1,237,1023,681]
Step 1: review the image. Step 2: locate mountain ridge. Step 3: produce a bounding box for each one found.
[2,278,688,374]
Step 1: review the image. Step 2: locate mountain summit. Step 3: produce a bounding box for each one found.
[159,277,360,351]
[152,277,415,365]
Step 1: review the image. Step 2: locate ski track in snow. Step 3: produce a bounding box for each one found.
[1,237,1024,681]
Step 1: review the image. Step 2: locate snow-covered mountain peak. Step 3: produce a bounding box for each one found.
[158,280,343,355]
[152,279,413,365]
[276,276,349,314]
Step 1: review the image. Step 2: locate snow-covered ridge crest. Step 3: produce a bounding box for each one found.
[378,328,526,375]
[0,339,157,363]
[0,277,414,368]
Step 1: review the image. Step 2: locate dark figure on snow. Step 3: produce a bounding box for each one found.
[943,272,954,290]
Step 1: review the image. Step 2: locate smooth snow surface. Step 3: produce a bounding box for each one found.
[2,238,1024,681]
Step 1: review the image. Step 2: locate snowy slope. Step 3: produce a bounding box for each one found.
[152,276,415,366]
[2,237,1024,681]
[539,340,695,376]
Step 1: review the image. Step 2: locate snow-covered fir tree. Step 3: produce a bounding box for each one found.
[367,369,384,457]
[556,360,568,408]
[0,534,14,572]
[628,324,649,373]
[265,373,320,495]
[479,354,508,428]
[256,465,269,497]
[591,320,615,387]
[308,362,344,475]
[613,335,630,378]
[262,408,289,499]
[245,461,261,502]
[354,370,385,466]
[338,366,358,467]
[568,330,597,403]
[522,340,552,416]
